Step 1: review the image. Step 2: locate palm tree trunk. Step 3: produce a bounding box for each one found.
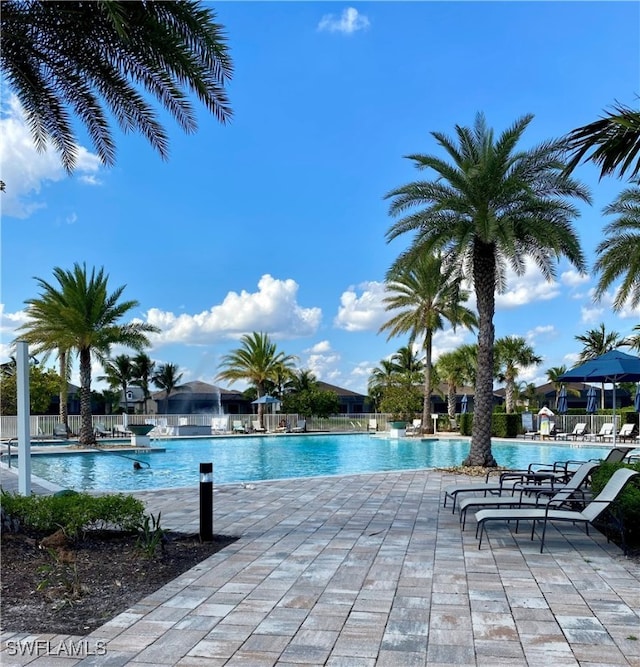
[79,348,95,445]
[58,349,69,430]
[464,243,498,467]
[447,383,456,420]
[422,332,433,434]
[505,376,515,414]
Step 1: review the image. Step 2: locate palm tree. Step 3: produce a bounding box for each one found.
[367,358,398,412]
[564,100,640,181]
[380,252,477,433]
[546,365,581,409]
[391,345,425,390]
[385,113,589,465]
[152,363,183,414]
[217,332,297,428]
[14,307,73,432]
[575,323,624,409]
[494,337,542,414]
[624,324,640,352]
[436,348,473,420]
[99,354,134,414]
[18,263,158,444]
[131,353,156,414]
[593,184,640,311]
[1,0,233,173]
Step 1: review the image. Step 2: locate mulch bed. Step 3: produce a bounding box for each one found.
[1,528,237,636]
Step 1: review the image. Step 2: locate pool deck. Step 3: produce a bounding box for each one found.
[1,464,639,666]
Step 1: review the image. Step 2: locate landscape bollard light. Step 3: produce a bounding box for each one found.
[200,462,213,541]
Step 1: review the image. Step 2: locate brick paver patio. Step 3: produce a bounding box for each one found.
[1,464,639,666]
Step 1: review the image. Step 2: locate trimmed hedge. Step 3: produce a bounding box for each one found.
[457,413,521,437]
[590,461,640,549]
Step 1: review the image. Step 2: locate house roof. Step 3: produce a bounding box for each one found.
[316,381,367,398]
[152,381,244,401]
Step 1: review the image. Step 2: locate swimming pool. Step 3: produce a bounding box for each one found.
[23,434,619,492]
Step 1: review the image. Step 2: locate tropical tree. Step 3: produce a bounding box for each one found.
[367,359,398,412]
[564,100,640,181]
[546,365,581,409]
[99,354,134,414]
[19,264,158,444]
[593,184,640,310]
[0,0,233,173]
[436,348,473,420]
[131,353,156,414]
[386,113,589,465]
[217,332,297,428]
[153,363,183,414]
[0,363,60,415]
[494,336,542,414]
[380,252,477,433]
[575,323,624,409]
[14,293,74,431]
[624,324,640,352]
[391,345,425,390]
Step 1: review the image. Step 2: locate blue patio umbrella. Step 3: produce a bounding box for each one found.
[460,394,468,414]
[559,350,640,445]
[586,386,598,414]
[251,395,281,406]
[557,386,568,414]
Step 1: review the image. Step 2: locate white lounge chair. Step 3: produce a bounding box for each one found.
[252,420,266,433]
[406,419,422,436]
[475,467,639,552]
[232,420,246,434]
[616,423,637,442]
[595,423,614,441]
[291,419,306,433]
[566,423,588,440]
[368,419,378,433]
[114,424,132,437]
[94,423,111,438]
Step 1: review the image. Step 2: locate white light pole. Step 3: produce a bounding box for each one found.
[16,341,31,495]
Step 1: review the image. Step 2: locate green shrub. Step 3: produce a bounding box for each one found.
[457,413,520,437]
[590,462,640,548]
[0,490,145,538]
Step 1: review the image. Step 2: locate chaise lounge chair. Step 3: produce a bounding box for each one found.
[594,423,614,441]
[566,423,588,440]
[291,419,306,433]
[53,423,69,439]
[615,423,637,442]
[475,467,639,552]
[252,420,266,433]
[232,420,247,434]
[94,423,111,438]
[368,419,378,433]
[458,461,599,529]
[406,419,422,436]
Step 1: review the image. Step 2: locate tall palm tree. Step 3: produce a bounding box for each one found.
[624,324,640,352]
[131,353,156,415]
[367,358,398,412]
[386,113,589,465]
[575,323,624,409]
[380,252,477,433]
[564,100,640,181]
[152,363,183,414]
[18,263,158,444]
[99,354,134,414]
[593,184,640,311]
[1,0,233,173]
[436,348,473,420]
[14,306,73,432]
[217,332,297,428]
[494,336,542,414]
[391,345,425,390]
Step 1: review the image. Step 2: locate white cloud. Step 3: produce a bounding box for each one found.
[595,286,640,320]
[432,326,474,361]
[334,281,387,332]
[581,304,604,324]
[496,259,560,309]
[306,340,332,354]
[0,94,102,218]
[318,7,370,34]
[561,269,590,288]
[145,274,322,346]
[525,325,557,345]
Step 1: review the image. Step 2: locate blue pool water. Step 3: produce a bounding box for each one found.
[23,434,619,492]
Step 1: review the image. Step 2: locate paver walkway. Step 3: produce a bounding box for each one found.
[1,466,639,666]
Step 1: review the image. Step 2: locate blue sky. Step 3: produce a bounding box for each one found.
[1,2,639,396]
